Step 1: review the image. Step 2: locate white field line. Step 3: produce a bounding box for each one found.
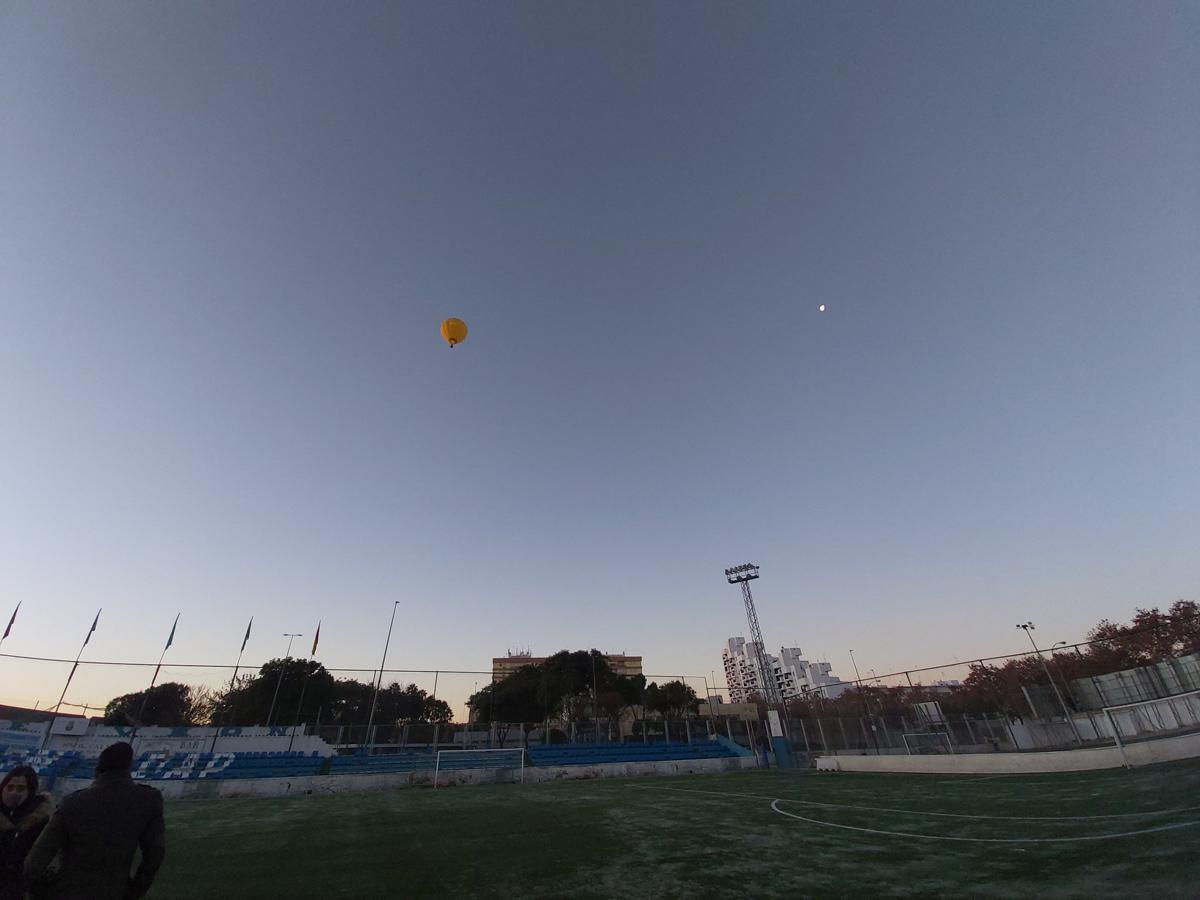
[633,784,1200,821]
[768,800,1200,843]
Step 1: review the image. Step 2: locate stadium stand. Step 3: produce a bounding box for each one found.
[0,741,741,783]
[0,747,90,788]
[527,740,742,767]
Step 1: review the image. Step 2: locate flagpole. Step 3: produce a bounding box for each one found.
[43,609,101,751]
[266,633,302,728]
[134,613,180,741]
[211,617,253,756]
[289,621,320,752]
[52,609,100,715]
[364,602,400,756]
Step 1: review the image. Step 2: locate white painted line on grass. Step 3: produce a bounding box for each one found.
[634,784,1200,821]
[769,800,1200,842]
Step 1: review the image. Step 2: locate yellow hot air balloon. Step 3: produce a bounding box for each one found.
[440,317,468,348]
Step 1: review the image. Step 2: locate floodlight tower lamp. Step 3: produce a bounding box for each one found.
[723,562,780,710]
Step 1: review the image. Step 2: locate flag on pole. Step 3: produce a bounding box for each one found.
[2,603,18,641]
[241,617,253,653]
[83,609,101,646]
[150,613,180,686]
[311,622,320,657]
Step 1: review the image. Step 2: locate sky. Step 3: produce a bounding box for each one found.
[2,1,1197,720]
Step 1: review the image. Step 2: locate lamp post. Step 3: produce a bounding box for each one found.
[266,633,302,727]
[1017,623,1082,744]
[591,649,599,741]
[364,602,400,755]
[701,674,718,736]
[848,650,879,752]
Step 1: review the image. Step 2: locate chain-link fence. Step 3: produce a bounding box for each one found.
[3,607,1197,759]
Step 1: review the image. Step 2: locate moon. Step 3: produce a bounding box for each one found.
[818,304,826,312]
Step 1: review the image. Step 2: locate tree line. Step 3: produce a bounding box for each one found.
[103,657,451,728]
[778,599,1200,719]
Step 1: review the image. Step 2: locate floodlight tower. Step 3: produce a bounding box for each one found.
[724,564,783,708]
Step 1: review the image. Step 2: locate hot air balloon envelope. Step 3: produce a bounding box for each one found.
[441,317,468,348]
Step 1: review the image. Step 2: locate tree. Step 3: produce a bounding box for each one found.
[645,681,698,720]
[467,650,646,745]
[209,658,337,728]
[1087,600,1200,666]
[372,682,452,725]
[104,682,209,727]
[206,660,449,730]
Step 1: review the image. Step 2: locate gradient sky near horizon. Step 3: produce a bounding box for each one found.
[2,2,1198,719]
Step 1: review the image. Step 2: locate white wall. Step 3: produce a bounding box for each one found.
[815,730,1200,774]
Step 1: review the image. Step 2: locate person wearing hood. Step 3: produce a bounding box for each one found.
[0,766,54,900]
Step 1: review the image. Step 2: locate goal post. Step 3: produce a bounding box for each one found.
[1102,688,1200,768]
[902,732,954,755]
[433,747,526,788]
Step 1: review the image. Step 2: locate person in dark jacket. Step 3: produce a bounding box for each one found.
[25,742,165,900]
[0,766,54,900]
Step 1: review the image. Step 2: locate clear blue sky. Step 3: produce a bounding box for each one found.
[2,2,1197,718]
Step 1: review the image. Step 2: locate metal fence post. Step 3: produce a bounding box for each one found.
[980,715,997,742]
[962,714,977,745]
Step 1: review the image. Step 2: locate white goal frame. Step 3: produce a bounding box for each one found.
[902,732,954,755]
[433,747,526,788]
[1103,688,1200,768]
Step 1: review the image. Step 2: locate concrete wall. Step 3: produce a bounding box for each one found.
[815,729,1200,774]
[54,755,757,800]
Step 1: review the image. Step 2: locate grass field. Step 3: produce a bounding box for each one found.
[153,758,1200,898]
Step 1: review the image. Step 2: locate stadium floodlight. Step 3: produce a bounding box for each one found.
[723,561,786,744]
[725,563,760,584]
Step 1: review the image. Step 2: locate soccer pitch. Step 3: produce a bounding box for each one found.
[155,758,1199,898]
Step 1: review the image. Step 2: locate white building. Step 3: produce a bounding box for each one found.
[722,638,847,703]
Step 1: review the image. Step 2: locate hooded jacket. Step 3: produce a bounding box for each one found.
[0,792,54,900]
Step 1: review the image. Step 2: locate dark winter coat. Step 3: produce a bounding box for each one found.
[24,771,165,900]
[0,793,53,900]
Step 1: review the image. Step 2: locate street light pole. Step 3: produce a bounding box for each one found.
[1018,623,1082,744]
[591,650,598,741]
[364,602,400,756]
[266,633,302,727]
[848,650,880,752]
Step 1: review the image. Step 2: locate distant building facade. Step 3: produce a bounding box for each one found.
[491,651,643,683]
[722,637,847,702]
